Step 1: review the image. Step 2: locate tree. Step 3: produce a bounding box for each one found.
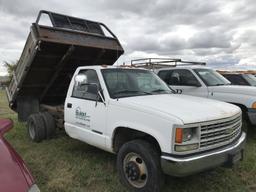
[2,61,18,85]
[3,61,17,81]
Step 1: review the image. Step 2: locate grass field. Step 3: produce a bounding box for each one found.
[0,90,256,192]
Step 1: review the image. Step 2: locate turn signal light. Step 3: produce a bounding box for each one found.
[175,128,183,143]
[252,102,256,109]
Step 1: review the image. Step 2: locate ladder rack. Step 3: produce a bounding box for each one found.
[127,58,206,70]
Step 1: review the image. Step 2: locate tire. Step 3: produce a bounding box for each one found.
[242,118,249,133]
[117,140,164,192]
[40,112,56,139]
[27,113,46,142]
[241,109,251,133]
[242,111,256,137]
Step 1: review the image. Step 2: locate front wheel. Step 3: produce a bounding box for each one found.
[117,140,164,192]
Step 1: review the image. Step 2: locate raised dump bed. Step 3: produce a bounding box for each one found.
[6,10,124,121]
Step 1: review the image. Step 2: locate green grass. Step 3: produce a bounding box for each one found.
[0,90,256,192]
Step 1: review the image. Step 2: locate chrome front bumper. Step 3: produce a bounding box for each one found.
[161,132,246,177]
[248,109,256,126]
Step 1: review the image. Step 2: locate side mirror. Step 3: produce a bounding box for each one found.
[75,74,87,85]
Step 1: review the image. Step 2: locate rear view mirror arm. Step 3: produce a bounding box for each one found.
[98,90,106,106]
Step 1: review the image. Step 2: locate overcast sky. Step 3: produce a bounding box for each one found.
[0,0,256,75]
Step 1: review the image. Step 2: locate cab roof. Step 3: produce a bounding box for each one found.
[76,65,149,71]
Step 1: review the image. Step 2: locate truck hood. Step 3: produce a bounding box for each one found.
[117,94,241,124]
[209,85,256,96]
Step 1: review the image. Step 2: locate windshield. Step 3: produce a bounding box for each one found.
[243,74,256,86]
[193,68,231,86]
[101,68,171,99]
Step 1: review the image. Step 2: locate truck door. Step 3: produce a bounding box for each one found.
[65,69,106,149]
[158,69,208,97]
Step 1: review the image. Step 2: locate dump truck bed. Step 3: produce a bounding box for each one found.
[6,11,124,112]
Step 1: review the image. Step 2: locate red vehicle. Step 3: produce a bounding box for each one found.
[0,119,40,192]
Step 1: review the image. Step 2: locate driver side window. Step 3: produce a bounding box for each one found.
[168,69,200,86]
[72,69,100,100]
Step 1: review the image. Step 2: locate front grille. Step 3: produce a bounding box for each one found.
[199,113,242,150]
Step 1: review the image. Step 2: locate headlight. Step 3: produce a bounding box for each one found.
[174,126,199,152]
[28,184,40,192]
[183,129,193,142]
[252,102,256,109]
[175,127,197,143]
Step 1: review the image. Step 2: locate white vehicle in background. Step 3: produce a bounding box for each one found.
[220,72,256,87]
[131,58,256,127]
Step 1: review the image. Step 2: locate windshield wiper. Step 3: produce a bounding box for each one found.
[113,90,152,96]
[151,89,169,93]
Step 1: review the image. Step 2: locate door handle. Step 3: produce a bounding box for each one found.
[67,103,72,108]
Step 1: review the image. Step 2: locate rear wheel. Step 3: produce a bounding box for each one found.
[117,140,164,192]
[40,112,56,139]
[27,113,46,142]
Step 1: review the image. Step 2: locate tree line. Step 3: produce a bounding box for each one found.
[0,61,17,87]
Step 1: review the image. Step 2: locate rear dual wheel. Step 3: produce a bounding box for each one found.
[27,112,56,142]
[27,113,46,142]
[40,112,56,139]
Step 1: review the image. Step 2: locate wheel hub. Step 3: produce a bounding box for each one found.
[123,152,148,188]
[125,161,140,181]
[28,121,35,139]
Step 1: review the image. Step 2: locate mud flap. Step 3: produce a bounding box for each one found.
[224,149,244,168]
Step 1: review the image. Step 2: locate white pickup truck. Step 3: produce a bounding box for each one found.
[62,66,245,191]
[12,64,246,191]
[154,63,256,127]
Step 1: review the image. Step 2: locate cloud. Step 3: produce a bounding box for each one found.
[0,0,256,76]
